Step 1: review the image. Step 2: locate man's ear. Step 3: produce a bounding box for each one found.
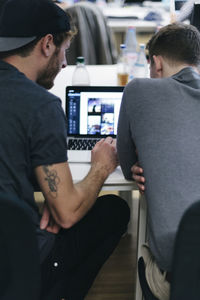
[40,34,55,57]
[152,55,163,77]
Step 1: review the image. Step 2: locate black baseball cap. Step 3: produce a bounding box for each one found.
[0,0,71,52]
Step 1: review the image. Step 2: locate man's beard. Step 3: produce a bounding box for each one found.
[36,50,60,90]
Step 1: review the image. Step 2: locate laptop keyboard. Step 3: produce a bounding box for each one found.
[68,138,100,150]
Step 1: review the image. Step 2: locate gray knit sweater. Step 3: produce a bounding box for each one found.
[117,67,200,271]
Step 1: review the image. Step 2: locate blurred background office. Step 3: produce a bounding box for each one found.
[54,0,197,68]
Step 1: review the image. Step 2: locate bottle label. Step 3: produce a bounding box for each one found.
[126,52,138,67]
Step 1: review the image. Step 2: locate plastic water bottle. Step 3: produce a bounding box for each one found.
[124,26,138,68]
[130,44,149,79]
[72,57,90,86]
[117,44,129,86]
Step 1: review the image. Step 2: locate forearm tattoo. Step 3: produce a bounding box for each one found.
[43,165,60,197]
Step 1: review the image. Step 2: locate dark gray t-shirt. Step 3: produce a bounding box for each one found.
[0,60,68,262]
[117,67,200,271]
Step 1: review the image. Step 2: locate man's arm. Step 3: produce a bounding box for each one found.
[117,88,137,179]
[35,137,118,229]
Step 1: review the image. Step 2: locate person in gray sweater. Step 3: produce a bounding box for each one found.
[117,22,200,300]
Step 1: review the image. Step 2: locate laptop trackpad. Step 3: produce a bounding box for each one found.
[68,150,91,163]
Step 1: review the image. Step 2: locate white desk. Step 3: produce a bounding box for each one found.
[108,19,161,33]
[70,164,134,190]
[50,64,146,300]
[102,2,171,51]
[103,2,170,33]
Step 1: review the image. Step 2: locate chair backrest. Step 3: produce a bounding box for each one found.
[65,1,118,65]
[190,3,200,31]
[0,193,40,300]
[170,200,200,300]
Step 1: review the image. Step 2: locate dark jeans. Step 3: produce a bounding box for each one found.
[40,194,130,300]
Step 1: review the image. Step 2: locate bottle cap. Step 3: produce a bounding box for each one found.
[120,44,126,49]
[139,44,146,49]
[77,56,85,63]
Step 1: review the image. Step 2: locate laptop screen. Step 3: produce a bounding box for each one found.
[66,86,124,138]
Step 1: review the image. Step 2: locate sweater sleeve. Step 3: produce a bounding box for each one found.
[117,85,137,180]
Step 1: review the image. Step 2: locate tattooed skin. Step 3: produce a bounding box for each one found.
[43,165,60,197]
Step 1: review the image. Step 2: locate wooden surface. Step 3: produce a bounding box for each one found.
[85,191,139,300]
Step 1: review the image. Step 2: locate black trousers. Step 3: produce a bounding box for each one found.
[40,194,130,300]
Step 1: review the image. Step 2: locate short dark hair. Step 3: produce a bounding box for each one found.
[147,22,200,66]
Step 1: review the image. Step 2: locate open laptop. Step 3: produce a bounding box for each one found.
[66,86,124,163]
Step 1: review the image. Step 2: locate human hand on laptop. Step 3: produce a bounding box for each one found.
[91,137,118,176]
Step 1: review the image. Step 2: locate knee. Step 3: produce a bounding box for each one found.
[99,194,130,229]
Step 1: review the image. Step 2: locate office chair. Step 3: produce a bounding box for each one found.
[138,200,200,300]
[65,1,118,65]
[190,3,200,31]
[0,193,40,300]
[170,200,200,300]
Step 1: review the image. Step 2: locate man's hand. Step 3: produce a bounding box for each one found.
[40,202,61,234]
[91,137,118,177]
[131,162,145,194]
